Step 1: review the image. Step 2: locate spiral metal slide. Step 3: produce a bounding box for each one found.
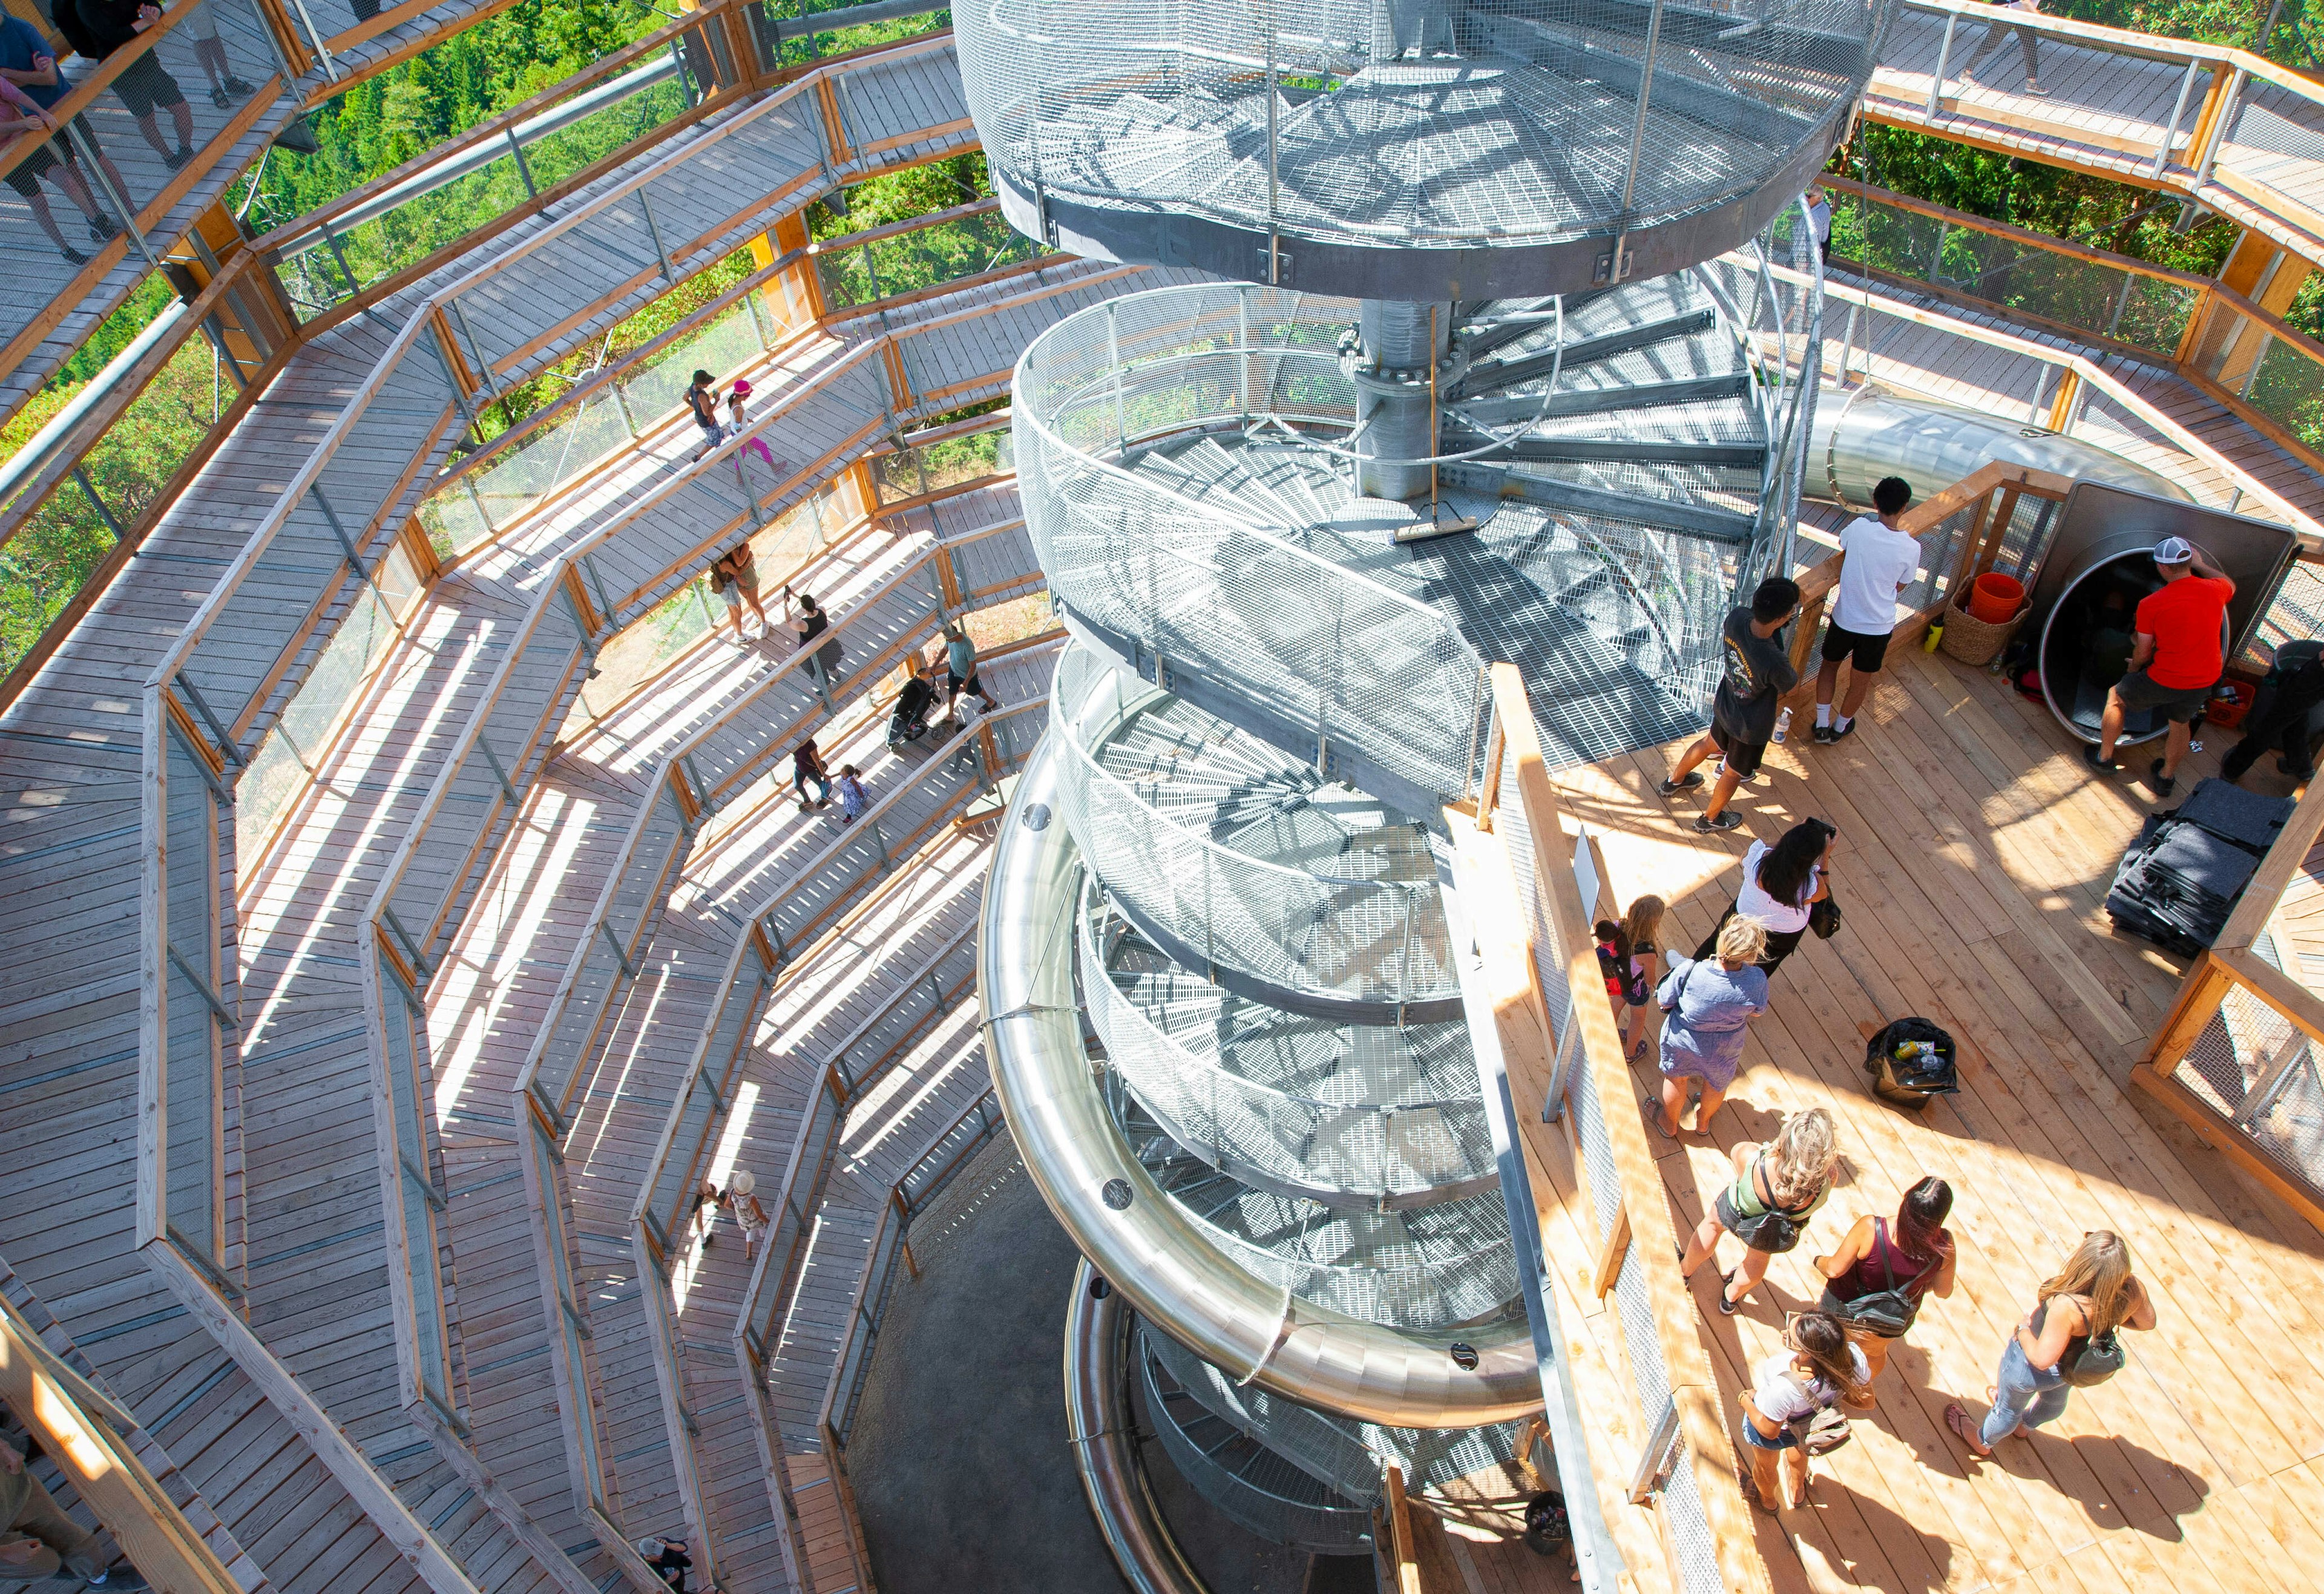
[954,0,2197,1584]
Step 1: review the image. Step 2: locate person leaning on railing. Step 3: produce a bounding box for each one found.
[0,1420,148,1589]
[0,12,122,265]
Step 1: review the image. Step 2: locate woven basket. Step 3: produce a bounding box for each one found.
[1937,597,2028,667]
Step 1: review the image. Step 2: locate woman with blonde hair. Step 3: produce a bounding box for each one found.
[1645,913,1769,1140]
[1681,1107,1838,1316]
[1946,1230,2156,1457]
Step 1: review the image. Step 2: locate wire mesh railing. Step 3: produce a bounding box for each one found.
[2136,781,2324,1231]
[1015,281,1494,802]
[1051,643,1457,1013]
[1478,663,1767,1594]
[1077,888,1494,1209]
[957,0,1886,282]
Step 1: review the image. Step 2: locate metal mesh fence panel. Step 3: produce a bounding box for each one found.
[1078,888,1494,1207]
[957,0,1888,260]
[1495,735,1723,1594]
[1052,645,1457,1007]
[2171,971,2324,1196]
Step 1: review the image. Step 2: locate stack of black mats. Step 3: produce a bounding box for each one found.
[2105,778,2295,954]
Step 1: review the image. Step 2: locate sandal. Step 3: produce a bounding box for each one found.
[1641,1095,1676,1142]
[1943,1401,1994,1458]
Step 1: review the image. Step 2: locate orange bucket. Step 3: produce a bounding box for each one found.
[1968,571,2025,624]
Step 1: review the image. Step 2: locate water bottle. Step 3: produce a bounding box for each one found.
[1772,707,1793,744]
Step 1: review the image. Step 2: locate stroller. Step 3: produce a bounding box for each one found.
[1862,1017,1960,1111]
[888,674,937,752]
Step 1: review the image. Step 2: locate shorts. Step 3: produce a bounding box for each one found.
[1739,1415,1799,1453]
[1820,622,1892,674]
[2112,667,2213,724]
[718,585,740,612]
[2,134,68,198]
[113,54,188,118]
[948,667,981,698]
[1709,720,1767,780]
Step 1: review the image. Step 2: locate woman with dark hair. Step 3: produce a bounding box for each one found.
[686,370,723,462]
[1813,1176,1957,1381]
[1694,816,1835,978]
[1739,1310,1868,1511]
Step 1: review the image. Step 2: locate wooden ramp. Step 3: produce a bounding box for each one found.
[1541,639,2324,1592]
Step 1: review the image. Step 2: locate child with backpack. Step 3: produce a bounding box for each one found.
[1740,1311,1868,1511]
[1945,1230,2156,1458]
[1812,1176,1957,1382]
[1594,894,1665,1060]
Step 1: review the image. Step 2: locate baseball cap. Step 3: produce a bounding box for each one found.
[2153,536,2194,564]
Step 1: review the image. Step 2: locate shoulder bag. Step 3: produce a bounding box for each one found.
[2056,1299,2127,1386]
[1726,1150,1818,1254]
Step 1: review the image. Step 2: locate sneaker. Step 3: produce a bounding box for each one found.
[87,212,120,241]
[58,242,90,266]
[163,145,192,171]
[1811,723,1836,746]
[2023,80,2049,96]
[224,76,256,94]
[211,85,232,107]
[1828,718,1856,744]
[1693,810,1744,835]
[1656,770,1705,797]
[83,1567,151,1591]
[2083,744,2119,773]
[2148,759,2176,799]
[1716,1269,1743,1316]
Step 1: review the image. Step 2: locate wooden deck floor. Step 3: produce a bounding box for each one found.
[1531,639,2324,1593]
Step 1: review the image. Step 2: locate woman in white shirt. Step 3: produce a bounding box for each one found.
[1740,1310,1869,1510]
[1692,817,1834,978]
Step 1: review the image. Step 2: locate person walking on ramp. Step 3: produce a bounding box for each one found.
[1660,577,1800,833]
[2086,536,2234,798]
[1814,476,1920,745]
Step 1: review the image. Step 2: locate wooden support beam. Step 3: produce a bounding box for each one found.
[1384,1464,1423,1594]
[0,1296,246,1594]
[140,1244,484,1594]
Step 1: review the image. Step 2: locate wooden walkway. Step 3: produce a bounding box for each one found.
[0,41,1060,1593]
[1534,639,2324,1593]
[1865,8,2324,263]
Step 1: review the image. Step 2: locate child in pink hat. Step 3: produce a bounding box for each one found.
[727,379,780,472]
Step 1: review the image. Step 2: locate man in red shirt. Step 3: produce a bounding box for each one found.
[2087,535,2234,798]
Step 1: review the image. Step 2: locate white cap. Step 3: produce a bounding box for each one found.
[2153,536,2195,564]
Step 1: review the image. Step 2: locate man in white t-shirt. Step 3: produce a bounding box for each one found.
[1813,476,1922,746]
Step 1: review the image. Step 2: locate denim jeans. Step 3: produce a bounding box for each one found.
[1982,1334,2070,1445]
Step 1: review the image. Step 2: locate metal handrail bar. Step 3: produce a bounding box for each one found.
[1776,258,2324,537]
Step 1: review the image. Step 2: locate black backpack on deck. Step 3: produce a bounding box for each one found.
[1863,1017,1958,1110]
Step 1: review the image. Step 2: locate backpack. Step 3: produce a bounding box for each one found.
[1833,1222,1922,1339]
[1725,1150,1817,1255]
[1863,1017,1959,1110]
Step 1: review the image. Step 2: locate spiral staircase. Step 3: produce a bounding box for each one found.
[964,0,1897,1581]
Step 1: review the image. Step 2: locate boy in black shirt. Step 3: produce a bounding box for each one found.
[1658,577,1801,834]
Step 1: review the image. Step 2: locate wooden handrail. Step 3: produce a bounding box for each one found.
[0,1294,248,1594]
[1485,663,1774,1594]
[0,0,242,181]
